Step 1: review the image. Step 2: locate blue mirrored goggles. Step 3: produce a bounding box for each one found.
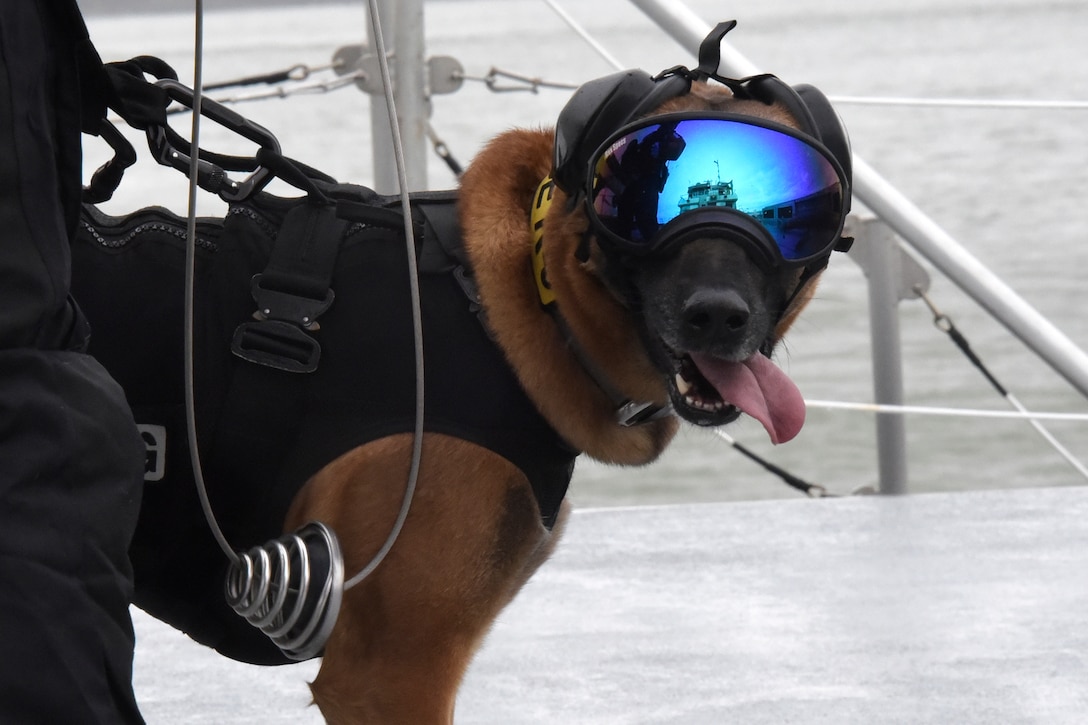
[586,114,849,264]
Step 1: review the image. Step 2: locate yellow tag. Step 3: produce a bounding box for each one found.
[530,176,556,307]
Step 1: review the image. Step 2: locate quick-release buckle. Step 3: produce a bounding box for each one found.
[231,320,321,374]
[230,274,334,373]
[249,273,335,330]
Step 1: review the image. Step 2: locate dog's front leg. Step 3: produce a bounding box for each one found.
[286,433,567,723]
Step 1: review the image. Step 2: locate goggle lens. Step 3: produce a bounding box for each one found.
[588,117,846,262]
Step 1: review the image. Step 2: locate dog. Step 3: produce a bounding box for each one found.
[72,21,851,723]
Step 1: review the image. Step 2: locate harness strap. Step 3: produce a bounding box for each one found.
[394,192,578,529]
[232,202,348,373]
[531,177,671,427]
[216,200,348,545]
[415,194,489,329]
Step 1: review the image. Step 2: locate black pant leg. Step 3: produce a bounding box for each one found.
[0,351,145,725]
[0,3,147,722]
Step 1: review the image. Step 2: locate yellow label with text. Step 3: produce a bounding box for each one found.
[530,177,556,307]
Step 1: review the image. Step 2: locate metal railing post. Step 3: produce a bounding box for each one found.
[367,0,428,193]
[846,216,927,494]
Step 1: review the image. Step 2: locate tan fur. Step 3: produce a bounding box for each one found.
[459,129,678,466]
[286,434,566,723]
[286,79,823,723]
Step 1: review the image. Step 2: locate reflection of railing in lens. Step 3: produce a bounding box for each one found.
[757,185,841,223]
[224,521,345,661]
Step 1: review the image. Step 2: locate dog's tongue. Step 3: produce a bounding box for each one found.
[689,352,806,444]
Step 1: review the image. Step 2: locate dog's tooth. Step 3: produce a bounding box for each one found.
[685,394,713,412]
[675,373,693,396]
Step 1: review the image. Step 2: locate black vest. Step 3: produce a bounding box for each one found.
[72,187,577,664]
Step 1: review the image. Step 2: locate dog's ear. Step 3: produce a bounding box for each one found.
[552,70,690,197]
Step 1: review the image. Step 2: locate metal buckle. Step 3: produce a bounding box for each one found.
[231,320,321,374]
[616,400,673,427]
[250,274,335,330]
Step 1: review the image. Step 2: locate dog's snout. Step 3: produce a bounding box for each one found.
[682,289,750,345]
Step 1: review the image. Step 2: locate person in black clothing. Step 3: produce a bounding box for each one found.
[0,3,145,722]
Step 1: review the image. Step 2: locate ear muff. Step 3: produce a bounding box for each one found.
[794,83,852,187]
[552,71,655,196]
[552,70,691,196]
[744,75,852,190]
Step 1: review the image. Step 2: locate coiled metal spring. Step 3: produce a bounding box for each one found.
[224,521,345,661]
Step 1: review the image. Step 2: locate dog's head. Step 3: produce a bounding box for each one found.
[548,21,853,444]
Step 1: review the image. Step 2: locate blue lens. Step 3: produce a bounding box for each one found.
[588,116,846,262]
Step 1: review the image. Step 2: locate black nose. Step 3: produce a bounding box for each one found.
[682,289,750,347]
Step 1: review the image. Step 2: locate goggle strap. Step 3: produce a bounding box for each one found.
[781,255,831,314]
[695,20,738,78]
[686,20,781,104]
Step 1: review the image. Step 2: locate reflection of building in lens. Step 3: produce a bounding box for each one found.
[678,178,738,212]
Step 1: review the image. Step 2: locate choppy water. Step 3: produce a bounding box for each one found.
[84,0,1088,507]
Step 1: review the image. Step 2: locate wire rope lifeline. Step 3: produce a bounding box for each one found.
[804,399,1088,422]
[829,95,1088,111]
[912,286,1088,481]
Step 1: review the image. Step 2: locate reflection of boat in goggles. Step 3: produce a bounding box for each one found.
[586,113,849,266]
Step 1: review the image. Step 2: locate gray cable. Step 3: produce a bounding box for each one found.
[344,0,425,590]
[184,0,239,565]
[181,0,422,591]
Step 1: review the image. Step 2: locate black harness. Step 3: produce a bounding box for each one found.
[72,183,577,665]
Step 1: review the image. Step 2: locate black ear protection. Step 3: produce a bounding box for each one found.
[552,20,852,202]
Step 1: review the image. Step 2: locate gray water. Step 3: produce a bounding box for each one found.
[85,0,1088,508]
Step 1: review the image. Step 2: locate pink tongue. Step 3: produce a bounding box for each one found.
[689,352,806,444]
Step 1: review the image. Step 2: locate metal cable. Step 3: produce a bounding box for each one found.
[829,95,1088,111]
[915,288,1088,481]
[805,400,1088,422]
[180,22,345,657]
[343,0,425,591]
[541,0,625,72]
[184,0,239,566]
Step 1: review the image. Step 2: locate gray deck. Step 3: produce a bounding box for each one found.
[132,486,1088,723]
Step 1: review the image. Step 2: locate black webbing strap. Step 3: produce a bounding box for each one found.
[231,201,348,373]
[80,58,176,203]
[414,193,483,304]
[214,200,349,543]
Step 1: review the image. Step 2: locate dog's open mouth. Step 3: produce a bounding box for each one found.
[669,349,806,444]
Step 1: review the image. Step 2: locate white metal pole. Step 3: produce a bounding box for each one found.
[367,0,428,192]
[859,218,910,494]
[392,0,428,190]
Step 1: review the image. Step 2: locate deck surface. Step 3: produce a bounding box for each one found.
[132,486,1088,723]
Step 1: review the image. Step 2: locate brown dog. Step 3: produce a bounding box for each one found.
[73,22,851,724]
[284,73,850,721]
